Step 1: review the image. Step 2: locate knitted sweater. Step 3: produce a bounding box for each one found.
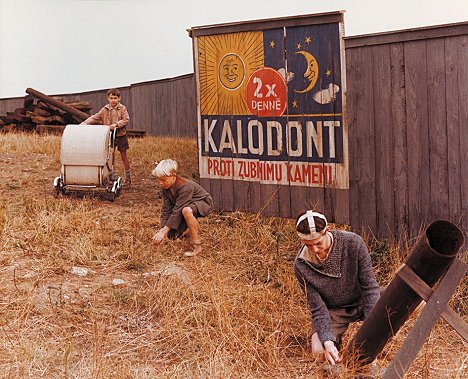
[160,176,213,230]
[294,230,380,344]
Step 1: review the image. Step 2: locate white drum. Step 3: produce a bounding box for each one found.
[60,124,111,186]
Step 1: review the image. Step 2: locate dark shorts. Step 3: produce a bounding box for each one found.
[114,134,129,152]
[167,204,201,240]
[312,305,364,348]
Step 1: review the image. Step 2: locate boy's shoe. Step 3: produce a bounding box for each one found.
[122,175,132,188]
[123,170,132,187]
[184,241,202,257]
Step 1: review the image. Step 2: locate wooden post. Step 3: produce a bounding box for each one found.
[345,220,465,365]
[26,88,90,121]
[396,262,468,342]
[382,259,467,378]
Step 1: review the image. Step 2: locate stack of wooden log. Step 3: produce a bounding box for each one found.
[0,90,92,134]
[0,88,146,137]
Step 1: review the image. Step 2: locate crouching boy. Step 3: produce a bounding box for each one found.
[152,159,213,256]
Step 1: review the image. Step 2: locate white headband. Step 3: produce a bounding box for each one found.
[296,210,327,240]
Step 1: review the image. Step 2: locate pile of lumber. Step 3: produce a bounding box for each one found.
[0,88,146,137]
[0,90,91,134]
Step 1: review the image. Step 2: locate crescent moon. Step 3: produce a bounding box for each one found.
[294,51,319,94]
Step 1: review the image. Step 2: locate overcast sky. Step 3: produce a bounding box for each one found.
[1,0,467,98]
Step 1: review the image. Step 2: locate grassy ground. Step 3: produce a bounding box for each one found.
[0,133,466,378]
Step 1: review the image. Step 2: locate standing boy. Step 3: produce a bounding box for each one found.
[152,159,213,257]
[82,88,132,185]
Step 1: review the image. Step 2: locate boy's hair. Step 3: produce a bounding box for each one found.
[107,88,121,97]
[152,159,178,178]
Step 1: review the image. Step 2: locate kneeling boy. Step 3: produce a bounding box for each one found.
[152,159,213,256]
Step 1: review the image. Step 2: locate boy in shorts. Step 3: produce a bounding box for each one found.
[151,159,213,256]
[82,88,132,185]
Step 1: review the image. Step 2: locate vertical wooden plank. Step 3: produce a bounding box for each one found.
[277,184,292,219]
[346,47,360,231]
[427,38,449,222]
[150,82,159,135]
[372,44,394,240]
[351,46,377,235]
[330,189,349,225]
[177,76,197,138]
[390,42,409,241]
[455,35,468,233]
[120,87,132,127]
[169,80,178,136]
[131,84,149,134]
[290,186,323,217]
[162,81,171,136]
[444,37,462,228]
[404,40,430,238]
[174,78,184,137]
[129,86,139,131]
[160,81,173,137]
[159,81,169,136]
[143,84,152,134]
[129,85,138,131]
[189,75,199,139]
[151,82,160,135]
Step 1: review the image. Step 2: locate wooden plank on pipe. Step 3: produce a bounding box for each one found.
[384,259,468,378]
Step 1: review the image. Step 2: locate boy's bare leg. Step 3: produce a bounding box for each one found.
[182,207,202,256]
[120,150,131,184]
[120,150,130,171]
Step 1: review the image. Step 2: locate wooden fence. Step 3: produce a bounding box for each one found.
[130,75,197,138]
[0,74,197,139]
[1,22,466,242]
[345,22,468,241]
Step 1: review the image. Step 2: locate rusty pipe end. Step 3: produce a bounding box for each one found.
[426,220,464,257]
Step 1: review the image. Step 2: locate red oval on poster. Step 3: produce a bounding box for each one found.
[245,67,287,117]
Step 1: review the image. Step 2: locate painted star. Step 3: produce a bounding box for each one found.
[296,43,302,49]
[305,36,311,44]
[292,100,298,108]
[270,40,275,48]
[326,69,331,76]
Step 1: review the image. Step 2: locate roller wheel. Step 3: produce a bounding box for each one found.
[53,177,63,197]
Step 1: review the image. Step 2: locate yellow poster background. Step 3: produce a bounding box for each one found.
[198,32,264,115]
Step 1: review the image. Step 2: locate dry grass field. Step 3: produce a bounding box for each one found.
[0,133,466,379]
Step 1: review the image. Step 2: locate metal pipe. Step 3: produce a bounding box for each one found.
[345,220,465,366]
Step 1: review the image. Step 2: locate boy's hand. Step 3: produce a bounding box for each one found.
[109,123,117,130]
[323,341,341,365]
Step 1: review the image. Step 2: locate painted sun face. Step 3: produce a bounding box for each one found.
[198,32,264,115]
[218,53,245,90]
